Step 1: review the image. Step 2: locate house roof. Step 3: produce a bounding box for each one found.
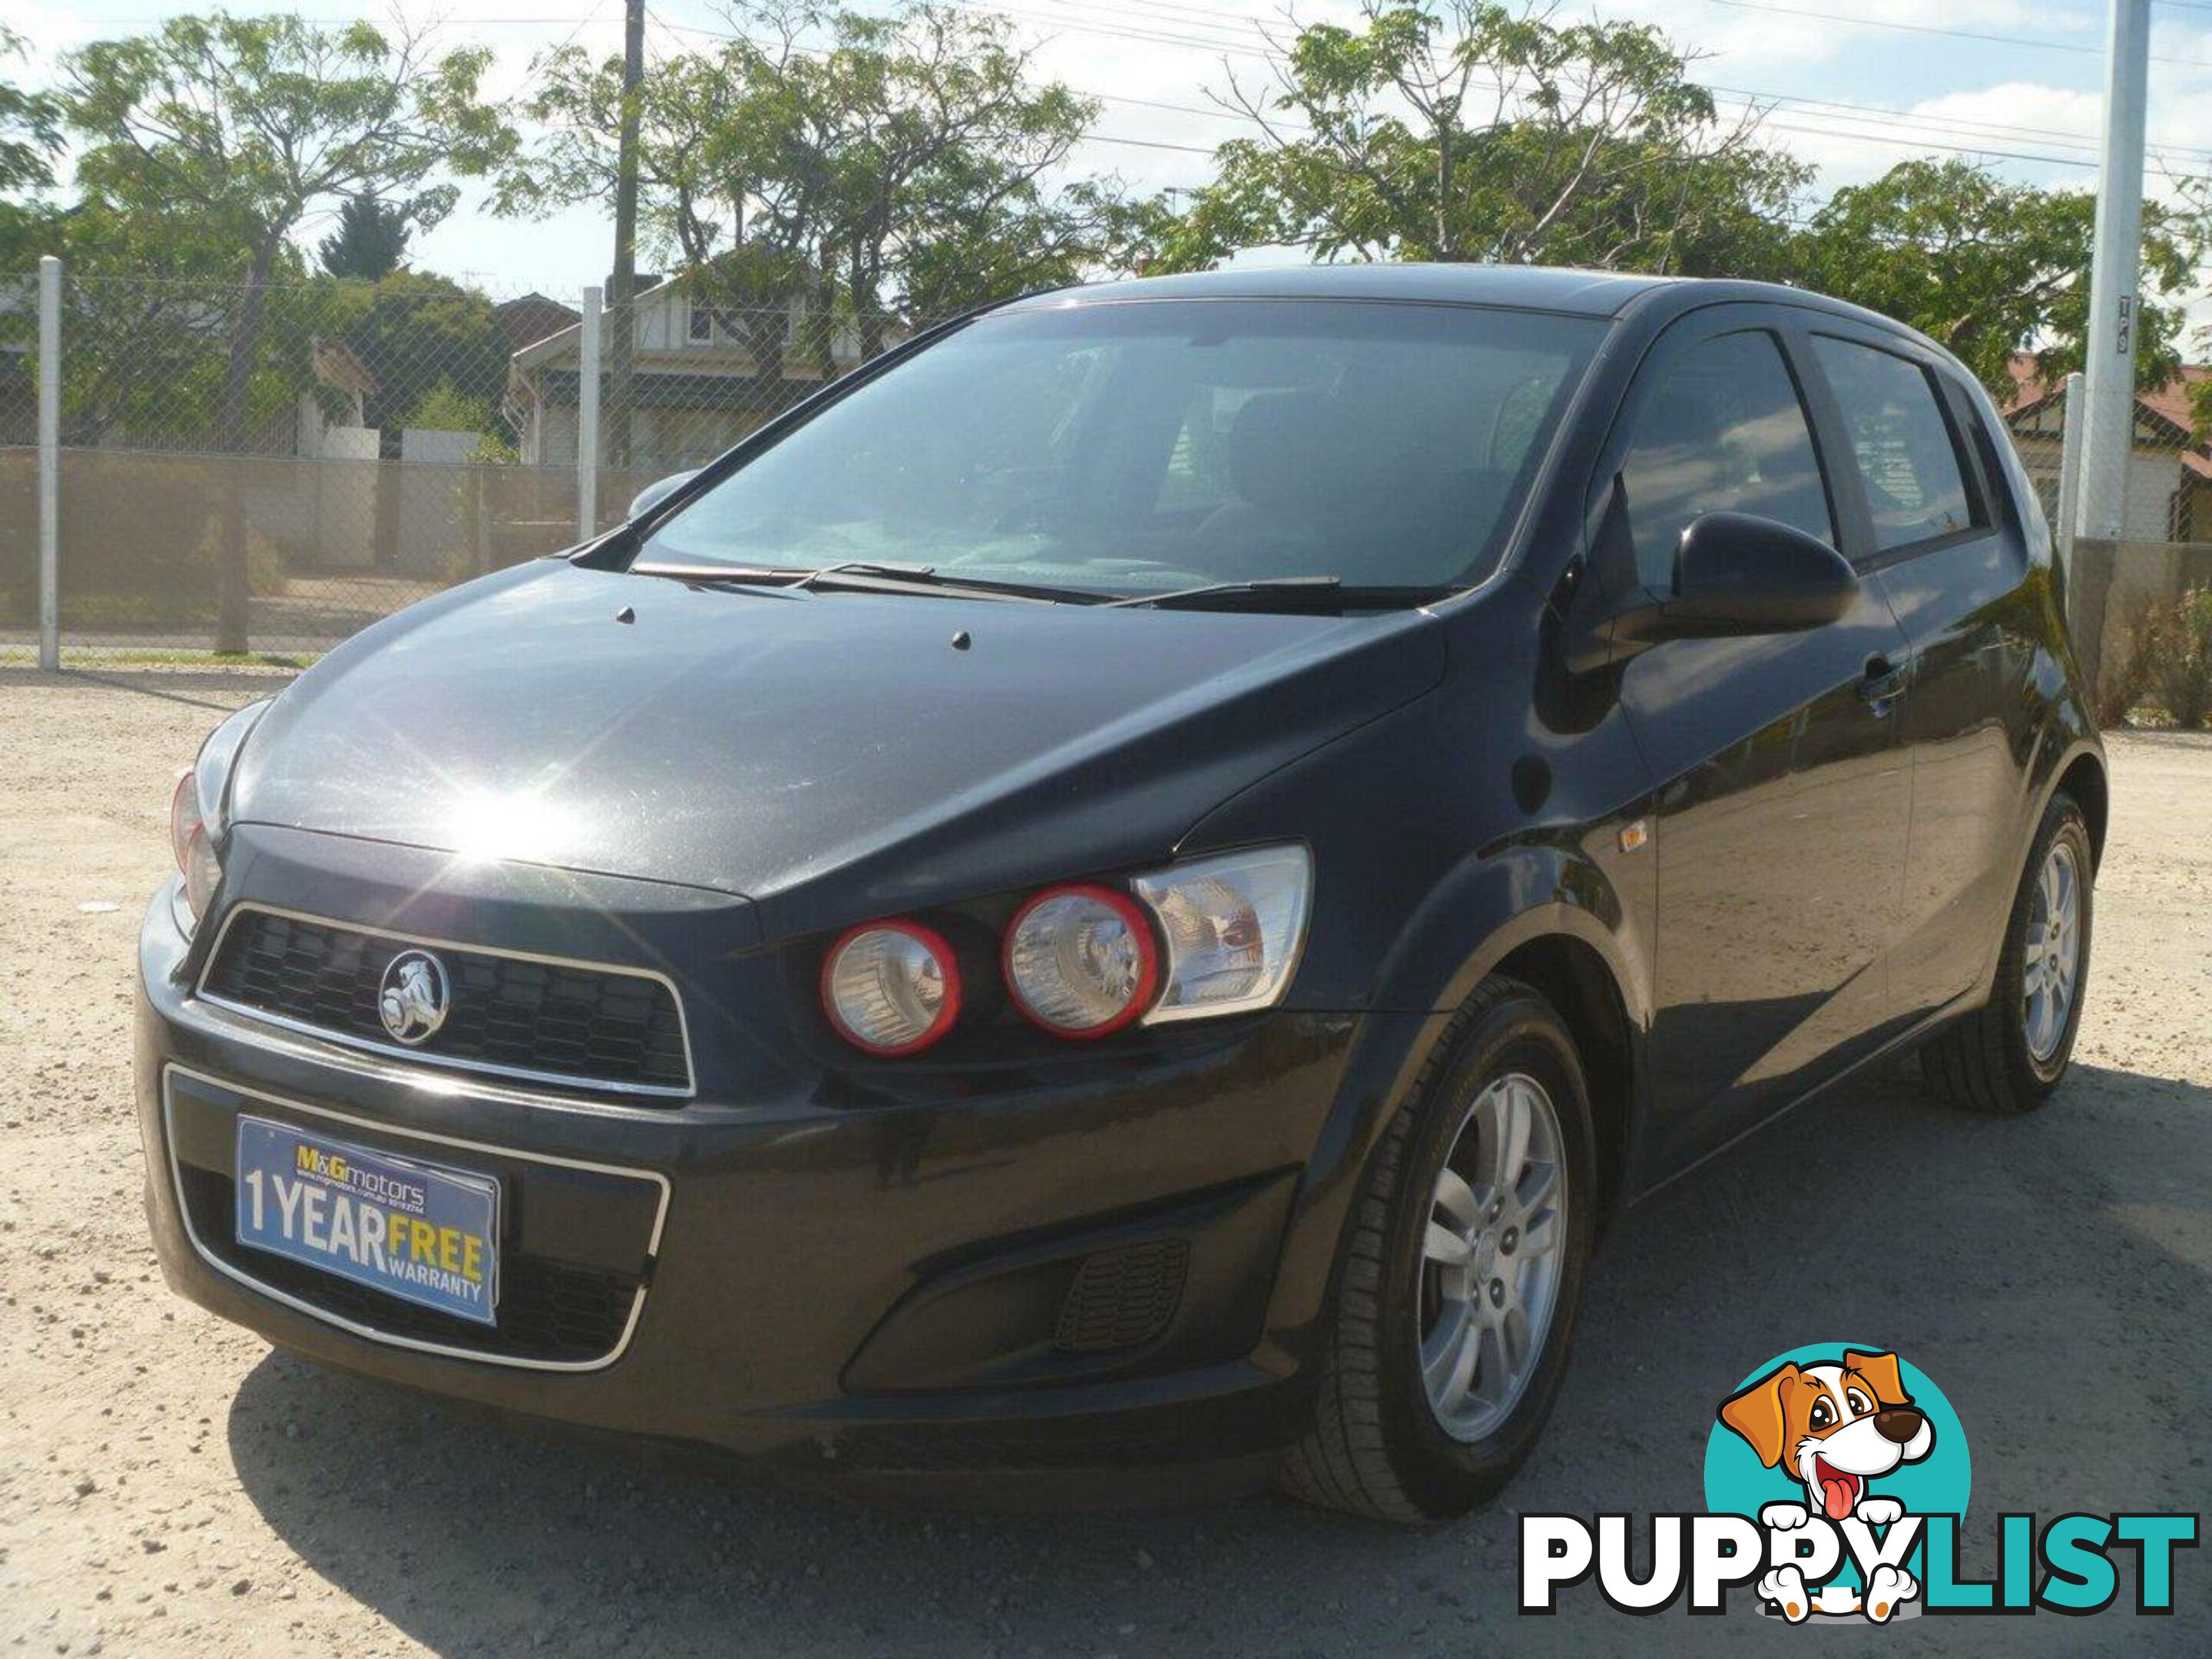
[492,292,583,356]
[505,267,890,389]
[506,278,698,373]
[2004,353,2212,477]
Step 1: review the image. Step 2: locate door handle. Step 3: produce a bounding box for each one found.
[1859,653,1912,710]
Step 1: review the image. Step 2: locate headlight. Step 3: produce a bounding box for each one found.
[821,920,962,1056]
[1132,844,1313,1023]
[169,767,222,926]
[1004,884,1160,1038]
[814,843,1312,1059]
[165,698,270,935]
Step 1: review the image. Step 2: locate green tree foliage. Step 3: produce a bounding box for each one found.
[19,204,346,448]
[318,196,415,279]
[731,2,1132,346]
[0,26,65,274]
[334,270,510,441]
[0,25,61,196]
[1796,158,2204,396]
[896,179,1177,322]
[500,2,1170,349]
[59,12,515,645]
[405,381,514,460]
[496,30,759,277]
[1151,1,1807,275]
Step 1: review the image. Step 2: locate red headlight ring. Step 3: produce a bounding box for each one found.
[1002,882,1161,1041]
[819,918,964,1058]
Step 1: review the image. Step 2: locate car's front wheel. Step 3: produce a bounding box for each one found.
[1920,790,2094,1114]
[1280,976,1596,1522]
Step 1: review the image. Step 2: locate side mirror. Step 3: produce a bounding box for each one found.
[1623,511,1859,644]
[628,470,700,522]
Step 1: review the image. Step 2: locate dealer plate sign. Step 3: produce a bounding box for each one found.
[233,1115,500,1326]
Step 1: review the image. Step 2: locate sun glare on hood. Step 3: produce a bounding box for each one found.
[449,788,573,864]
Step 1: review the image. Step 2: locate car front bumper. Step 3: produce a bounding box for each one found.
[136,871,1422,1486]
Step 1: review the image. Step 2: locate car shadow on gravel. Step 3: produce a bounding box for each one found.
[221,1060,2210,1657]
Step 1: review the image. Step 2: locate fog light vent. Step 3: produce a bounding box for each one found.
[1054,1238,1190,1354]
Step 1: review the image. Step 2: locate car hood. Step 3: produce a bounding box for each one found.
[231,560,1447,930]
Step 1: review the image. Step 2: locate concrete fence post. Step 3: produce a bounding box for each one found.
[2055,371,2085,582]
[2061,363,2121,714]
[37,254,60,671]
[474,465,493,575]
[578,284,602,545]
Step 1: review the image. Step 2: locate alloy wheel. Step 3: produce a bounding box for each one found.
[1418,1071,1568,1442]
[2023,839,2081,1065]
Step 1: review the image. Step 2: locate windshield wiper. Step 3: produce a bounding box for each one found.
[792,561,1110,604]
[1105,575,1453,611]
[628,559,1104,605]
[1104,575,1342,609]
[629,561,813,587]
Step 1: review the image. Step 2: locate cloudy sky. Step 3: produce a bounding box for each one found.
[14,0,2212,301]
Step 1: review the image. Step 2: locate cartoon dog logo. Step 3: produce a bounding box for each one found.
[1718,1349,1936,1623]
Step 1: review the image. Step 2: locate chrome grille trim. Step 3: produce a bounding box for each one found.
[195,902,697,1100]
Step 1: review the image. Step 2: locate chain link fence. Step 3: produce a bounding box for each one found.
[9,261,2212,720]
[2008,372,2212,727]
[0,262,921,657]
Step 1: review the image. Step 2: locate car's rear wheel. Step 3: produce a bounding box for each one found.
[1920,790,2094,1114]
[1279,976,1596,1522]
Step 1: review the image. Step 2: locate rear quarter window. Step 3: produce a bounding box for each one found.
[1810,336,1981,551]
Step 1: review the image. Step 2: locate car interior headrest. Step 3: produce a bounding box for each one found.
[1226,387,1411,516]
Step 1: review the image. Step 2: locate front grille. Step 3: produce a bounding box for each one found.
[1054,1239,1189,1355]
[203,908,690,1095]
[176,1164,643,1366]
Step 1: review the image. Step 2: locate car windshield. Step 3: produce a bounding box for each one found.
[636,298,1606,601]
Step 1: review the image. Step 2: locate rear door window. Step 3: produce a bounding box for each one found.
[1810,336,1979,551]
[1617,330,1834,593]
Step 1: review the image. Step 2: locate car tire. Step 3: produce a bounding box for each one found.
[1278,975,1598,1522]
[1919,791,2094,1115]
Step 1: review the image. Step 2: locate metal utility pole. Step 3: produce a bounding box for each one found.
[2071,0,2151,705]
[2078,0,2150,547]
[608,0,644,471]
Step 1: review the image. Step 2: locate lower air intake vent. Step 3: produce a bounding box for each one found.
[1053,1238,1190,1354]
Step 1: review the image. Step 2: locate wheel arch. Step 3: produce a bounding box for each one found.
[1260,873,1650,1375]
[1366,840,1650,1227]
[1962,733,2104,1016]
[1486,932,1635,1235]
[2055,748,2108,870]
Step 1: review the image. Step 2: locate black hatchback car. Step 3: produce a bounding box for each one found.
[137,264,2102,1521]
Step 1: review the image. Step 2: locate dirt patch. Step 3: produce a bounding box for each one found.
[1,670,2205,1657]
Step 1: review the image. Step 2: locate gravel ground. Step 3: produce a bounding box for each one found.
[1,665,2207,1657]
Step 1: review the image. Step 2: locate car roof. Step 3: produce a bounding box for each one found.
[998,263,1923,339]
[1000,262,1676,317]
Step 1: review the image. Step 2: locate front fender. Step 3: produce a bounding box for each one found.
[1245,837,1656,1377]
[1170,590,1659,1371]
[1366,834,1651,1019]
